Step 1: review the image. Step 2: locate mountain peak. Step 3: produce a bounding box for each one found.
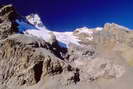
[103,23,129,31]
[26,13,46,29]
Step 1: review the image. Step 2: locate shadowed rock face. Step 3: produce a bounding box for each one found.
[0,4,133,89]
[0,4,19,40]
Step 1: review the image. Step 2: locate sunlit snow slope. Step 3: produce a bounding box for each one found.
[16,14,102,48]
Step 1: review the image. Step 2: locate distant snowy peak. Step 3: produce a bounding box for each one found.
[95,27,103,31]
[74,26,103,34]
[24,14,81,48]
[73,27,103,41]
[26,14,47,30]
[74,27,94,35]
[24,14,129,48]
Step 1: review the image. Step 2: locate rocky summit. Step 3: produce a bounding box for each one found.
[0,4,133,89]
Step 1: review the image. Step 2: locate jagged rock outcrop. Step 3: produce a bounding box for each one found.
[0,34,67,86]
[0,32,72,88]
[0,4,133,89]
[0,4,19,40]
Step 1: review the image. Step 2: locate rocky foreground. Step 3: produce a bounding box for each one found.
[0,4,133,89]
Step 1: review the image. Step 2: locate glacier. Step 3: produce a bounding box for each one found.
[16,14,102,48]
[15,14,82,48]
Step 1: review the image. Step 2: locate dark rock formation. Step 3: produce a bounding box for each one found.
[0,4,19,40]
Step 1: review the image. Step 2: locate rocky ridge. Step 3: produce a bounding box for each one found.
[0,4,133,89]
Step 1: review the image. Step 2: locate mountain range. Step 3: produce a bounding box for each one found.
[0,4,133,89]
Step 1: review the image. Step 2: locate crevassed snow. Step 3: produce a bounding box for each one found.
[24,29,80,48]
[24,15,81,48]
[54,32,80,48]
[16,14,104,48]
[24,29,53,43]
[16,18,80,48]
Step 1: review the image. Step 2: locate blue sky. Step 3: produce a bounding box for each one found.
[1,0,133,31]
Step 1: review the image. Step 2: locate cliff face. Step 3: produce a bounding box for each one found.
[0,4,19,40]
[0,5,133,89]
